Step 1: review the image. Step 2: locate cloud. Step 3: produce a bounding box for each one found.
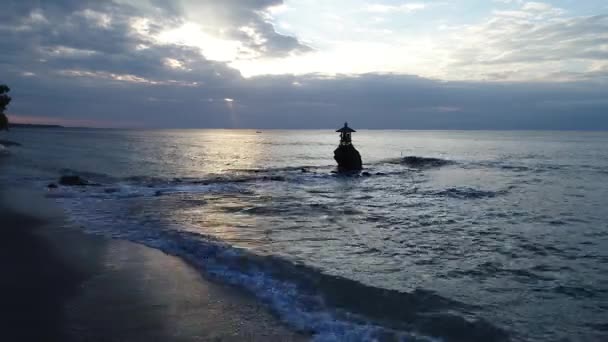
[222,1,607,82]
[160,0,312,58]
[365,2,427,14]
[0,0,607,130]
[439,3,608,81]
[6,65,608,130]
[522,2,554,12]
[493,0,523,3]
[0,0,241,79]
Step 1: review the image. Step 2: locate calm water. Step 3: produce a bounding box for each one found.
[2,128,608,341]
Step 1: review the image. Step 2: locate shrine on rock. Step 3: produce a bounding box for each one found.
[333,122,363,172]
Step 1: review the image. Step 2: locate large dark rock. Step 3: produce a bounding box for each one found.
[334,145,363,172]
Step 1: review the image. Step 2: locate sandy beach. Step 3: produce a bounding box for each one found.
[0,186,306,342]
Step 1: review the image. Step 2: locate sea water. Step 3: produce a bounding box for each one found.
[2,128,607,341]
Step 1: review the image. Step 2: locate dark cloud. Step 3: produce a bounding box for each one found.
[0,0,607,129]
[6,69,608,129]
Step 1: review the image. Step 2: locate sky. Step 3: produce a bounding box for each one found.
[1,0,607,129]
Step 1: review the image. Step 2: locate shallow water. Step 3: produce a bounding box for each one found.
[2,128,608,341]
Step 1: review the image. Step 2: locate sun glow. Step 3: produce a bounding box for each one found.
[156,23,242,62]
[231,40,439,78]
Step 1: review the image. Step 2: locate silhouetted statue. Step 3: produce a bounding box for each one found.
[334,122,362,172]
[0,85,11,131]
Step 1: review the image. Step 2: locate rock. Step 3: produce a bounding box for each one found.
[362,172,371,177]
[301,168,308,173]
[375,172,386,176]
[59,175,89,186]
[334,144,363,172]
[270,175,286,181]
[401,156,451,169]
[58,176,100,187]
[47,183,58,189]
[154,190,163,196]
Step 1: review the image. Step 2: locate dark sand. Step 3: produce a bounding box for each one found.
[0,187,307,341]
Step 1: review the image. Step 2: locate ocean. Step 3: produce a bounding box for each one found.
[2,128,607,341]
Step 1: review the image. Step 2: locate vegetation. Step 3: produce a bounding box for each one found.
[1,84,11,131]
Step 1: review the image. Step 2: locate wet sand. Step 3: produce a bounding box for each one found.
[0,187,306,341]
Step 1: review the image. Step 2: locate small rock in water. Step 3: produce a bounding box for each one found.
[270,175,286,181]
[375,172,386,176]
[47,183,58,189]
[301,168,308,173]
[401,156,451,169]
[154,190,163,196]
[59,175,89,186]
[361,172,371,177]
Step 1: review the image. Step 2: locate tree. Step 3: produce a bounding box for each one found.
[0,84,11,131]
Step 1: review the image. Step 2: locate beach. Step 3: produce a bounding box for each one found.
[0,185,306,341]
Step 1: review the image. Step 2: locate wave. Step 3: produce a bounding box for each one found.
[51,155,463,192]
[55,194,509,342]
[432,187,507,200]
[0,146,10,157]
[50,167,382,194]
[467,160,607,175]
[54,163,341,188]
[229,164,334,174]
[59,168,120,183]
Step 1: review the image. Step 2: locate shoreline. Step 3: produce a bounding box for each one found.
[0,186,307,341]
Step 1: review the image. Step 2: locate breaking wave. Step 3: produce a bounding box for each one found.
[55,192,509,342]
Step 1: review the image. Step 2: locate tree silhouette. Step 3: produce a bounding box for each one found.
[0,85,11,131]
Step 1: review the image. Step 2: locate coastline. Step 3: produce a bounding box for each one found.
[0,186,307,341]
